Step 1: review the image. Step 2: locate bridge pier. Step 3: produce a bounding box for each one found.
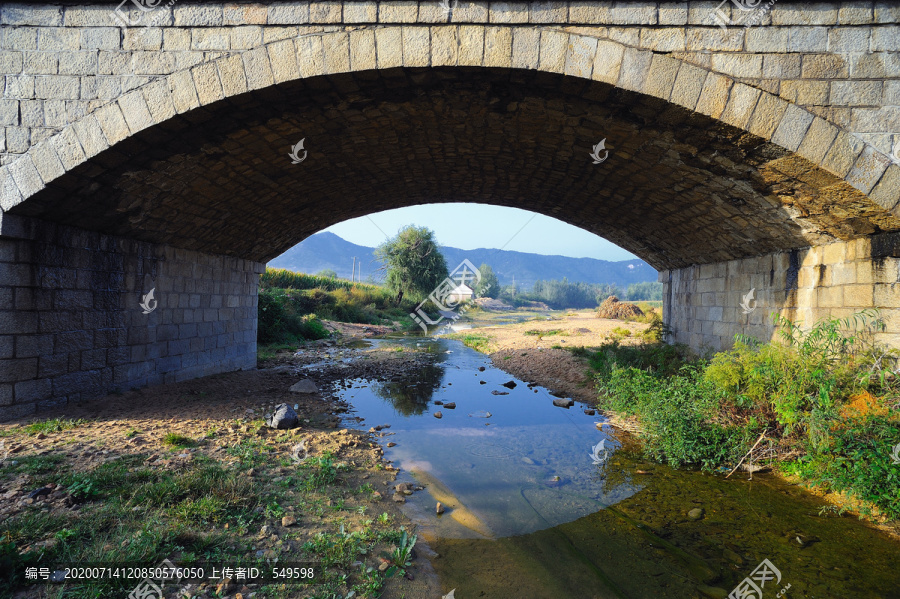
[0,214,260,420]
[661,236,900,351]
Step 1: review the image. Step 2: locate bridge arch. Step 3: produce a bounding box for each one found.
[1,22,899,418]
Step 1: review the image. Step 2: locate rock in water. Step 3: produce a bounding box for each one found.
[289,379,318,393]
[552,398,574,408]
[266,404,299,429]
[688,507,704,521]
[436,502,445,515]
[434,411,443,419]
[502,381,517,389]
[443,402,456,409]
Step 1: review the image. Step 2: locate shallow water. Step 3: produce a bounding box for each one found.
[334,338,900,599]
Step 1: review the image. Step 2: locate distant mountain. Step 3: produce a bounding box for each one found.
[267,232,657,289]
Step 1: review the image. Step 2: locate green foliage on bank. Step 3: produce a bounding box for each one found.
[258,268,411,344]
[261,268,382,293]
[588,310,900,519]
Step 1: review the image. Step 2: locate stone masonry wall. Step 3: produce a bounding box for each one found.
[2,2,900,165]
[0,213,260,421]
[660,235,900,351]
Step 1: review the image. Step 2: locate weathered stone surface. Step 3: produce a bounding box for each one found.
[290,379,318,394]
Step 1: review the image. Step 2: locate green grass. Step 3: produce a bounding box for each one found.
[448,333,492,354]
[524,329,565,336]
[161,433,196,448]
[587,310,900,520]
[4,418,88,436]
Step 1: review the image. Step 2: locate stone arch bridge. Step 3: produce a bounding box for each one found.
[2,1,900,419]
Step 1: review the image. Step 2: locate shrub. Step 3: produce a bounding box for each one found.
[258,289,331,344]
[590,309,900,520]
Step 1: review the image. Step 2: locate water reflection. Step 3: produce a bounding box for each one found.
[372,361,445,415]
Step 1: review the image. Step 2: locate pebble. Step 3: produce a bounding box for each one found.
[443,402,456,409]
[688,508,704,521]
[552,398,574,408]
[387,442,396,447]
[436,502,445,515]
[281,516,297,527]
[434,412,443,419]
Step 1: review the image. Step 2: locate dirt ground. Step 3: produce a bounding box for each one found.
[0,341,445,599]
[465,311,649,405]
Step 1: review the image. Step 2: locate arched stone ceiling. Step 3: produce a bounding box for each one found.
[8,66,900,270]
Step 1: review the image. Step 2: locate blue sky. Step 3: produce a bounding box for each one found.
[324,203,637,261]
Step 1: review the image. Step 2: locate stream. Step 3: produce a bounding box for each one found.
[329,337,900,599]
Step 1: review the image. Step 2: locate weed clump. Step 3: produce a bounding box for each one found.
[589,309,900,519]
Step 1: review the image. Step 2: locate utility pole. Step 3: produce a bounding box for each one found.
[351,257,356,283]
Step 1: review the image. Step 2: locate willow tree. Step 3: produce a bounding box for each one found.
[376,225,449,302]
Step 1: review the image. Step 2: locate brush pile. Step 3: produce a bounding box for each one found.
[596,296,644,320]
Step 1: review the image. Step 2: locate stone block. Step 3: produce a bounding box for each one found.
[830,80,882,107]
[401,27,429,68]
[0,357,37,383]
[93,101,131,144]
[168,70,200,113]
[511,27,540,70]
[669,62,707,110]
[796,117,840,165]
[747,93,788,140]
[591,39,624,85]
[456,25,484,67]
[695,72,732,120]
[846,145,891,195]
[268,3,310,25]
[564,34,597,79]
[117,89,154,133]
[174,4,224,26]
[639,28,686,52]
[375,27,402,69]
[616,47,651,93]
[720,83,761,129]
[642,53,679,101]
[771,104,814,152]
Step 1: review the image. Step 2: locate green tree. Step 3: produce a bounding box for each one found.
[475,263,500,298]
[316,269,338,279]
[376,225,449,300]
[624,282,663,301]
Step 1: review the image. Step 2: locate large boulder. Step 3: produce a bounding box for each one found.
[266,403,299,429]
[289,379,318,393]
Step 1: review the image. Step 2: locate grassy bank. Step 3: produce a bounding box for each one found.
[581,310,900,521]
[0,418,412,599]
[258,268,409,345]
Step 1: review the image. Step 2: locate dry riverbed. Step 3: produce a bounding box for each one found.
[452,311,649,405]
[0,340,444,599]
